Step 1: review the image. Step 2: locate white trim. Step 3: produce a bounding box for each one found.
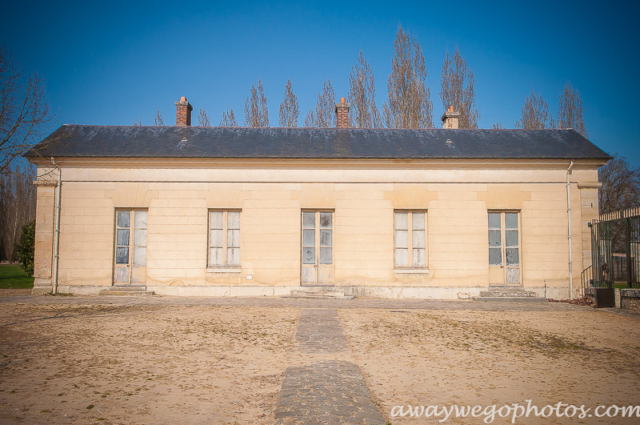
[206,268,242,274]
[394,269,430,275]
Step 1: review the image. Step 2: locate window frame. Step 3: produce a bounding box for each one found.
[207,209,242,269]
[394,210,428,269]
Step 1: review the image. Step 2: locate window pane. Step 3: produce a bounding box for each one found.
[412,212,425,230]
[134,210,147,228]
[395,212,408,230]
[488,230,501,247]
[209,248,223,266]
[395,248,408,266]
[210,211,223,229]
[320,212,332,228]
[412,230,425,248]
[303,229,315,246]
[413,248,425,266]
[488,212,501,229]
[303,247,315,264]
[133,247,146,266]
[506,230,518,247]
[303,212,315,228]
[116,229,130,246]
[320,247,332,264]
[227,211,240,229]
[320,229,332,247]
[134,229,147,247]
[210,229,223,248]
[115,247,129,264]
[227,248,240,265]
[505,213,518,229]
[489,248,502,265]
[228,229,240,248]
[506,248,519,265]
[395,230,408,248]
[117,211,130,228]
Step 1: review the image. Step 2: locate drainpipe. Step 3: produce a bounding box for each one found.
[566,160,574,300]
[51,158,62,295]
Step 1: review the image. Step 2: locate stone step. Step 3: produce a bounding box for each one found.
[479,290,538,298]
[99,286,155,296]
[474,286,544,302]
[287,287,355,300]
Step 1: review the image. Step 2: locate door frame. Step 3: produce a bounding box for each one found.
[488,210,523,286]
[113,208,148,285]
[300,209,335,286]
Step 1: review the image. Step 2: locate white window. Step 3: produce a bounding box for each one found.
[395,211,427,268]
[209,210,240,267]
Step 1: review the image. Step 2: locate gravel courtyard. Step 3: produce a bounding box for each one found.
[0,293,639,424]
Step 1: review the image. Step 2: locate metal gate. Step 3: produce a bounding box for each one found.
[585,207,640,289]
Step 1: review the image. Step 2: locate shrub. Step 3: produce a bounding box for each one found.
[15,220,35,276]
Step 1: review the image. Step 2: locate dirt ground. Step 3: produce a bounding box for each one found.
[0,294,639,424]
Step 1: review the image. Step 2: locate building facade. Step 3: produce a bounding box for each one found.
[26,98,610,299]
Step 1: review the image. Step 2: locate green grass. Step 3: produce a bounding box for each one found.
[0,264,34,289]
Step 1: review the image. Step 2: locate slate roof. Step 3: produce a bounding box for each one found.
[24,125,611,161]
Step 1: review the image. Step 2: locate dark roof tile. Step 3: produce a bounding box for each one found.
[24,125,611,160]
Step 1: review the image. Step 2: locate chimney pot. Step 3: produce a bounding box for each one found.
[175,96,193,126]
[335,97,350,128]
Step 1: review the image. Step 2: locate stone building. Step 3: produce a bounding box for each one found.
[25,97,610,299]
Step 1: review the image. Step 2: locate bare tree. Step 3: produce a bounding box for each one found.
[557,82,588,138]
[197,108,210,126]
[598,154,640,253]
[278,79,299,127]
[220,109,238,127]
[154,109,164,126]
[244,80,269,127]
[515,90,554,129]
[382,27,433,129]
[348,51,381,128]
[0,45,53,174]
[0,164,36,262]
[492,123,504,129]
[439,48,479,129]
[599,154,640,215]
[304,80,336,128]
[133,119,142,126]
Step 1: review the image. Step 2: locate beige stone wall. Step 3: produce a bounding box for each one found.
[32,160,603,295]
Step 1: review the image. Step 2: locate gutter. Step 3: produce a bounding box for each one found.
[51,158,62,295]
[566,160,574,299]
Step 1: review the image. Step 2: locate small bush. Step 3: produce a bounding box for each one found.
[15,220,35,276]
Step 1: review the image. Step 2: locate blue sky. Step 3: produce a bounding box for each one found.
[3,0,639,165]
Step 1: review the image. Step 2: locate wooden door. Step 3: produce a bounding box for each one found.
[114,210,147,285]
[301,211,334,285]
[488,211,521,285]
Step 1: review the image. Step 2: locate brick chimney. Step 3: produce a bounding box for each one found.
[441,105,460,129]
[335,97,350,128]
[175,96,193,126]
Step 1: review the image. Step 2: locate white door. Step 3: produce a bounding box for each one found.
[488,211,521,285]
[114,210,147,284]
[301,211,334,285]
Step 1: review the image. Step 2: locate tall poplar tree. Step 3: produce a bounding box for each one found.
[244,80,269,127]
[439,48,479,129]
[382,27,433,129]
[278,79,299,127]
[348,51,381,128]
[515,91,554,129]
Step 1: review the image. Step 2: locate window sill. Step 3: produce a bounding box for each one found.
[394,268,430,275]
[207,268,241,274]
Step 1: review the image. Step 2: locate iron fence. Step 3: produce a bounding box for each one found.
[585,207,640,290]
